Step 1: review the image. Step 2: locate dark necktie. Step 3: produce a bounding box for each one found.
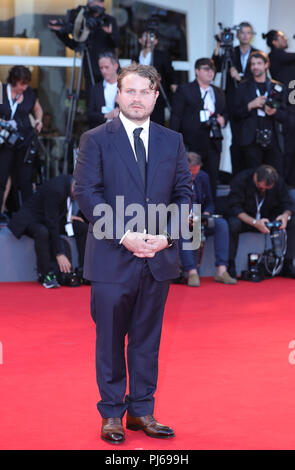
[133,127,146,189]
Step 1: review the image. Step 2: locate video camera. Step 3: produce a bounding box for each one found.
[266,82,284,109]
[215,23,239,49]
[0,120,24,147]
[241,220,287,282]
[49,4,110,40]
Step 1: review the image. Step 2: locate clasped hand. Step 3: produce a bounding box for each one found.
[122,232,168,258]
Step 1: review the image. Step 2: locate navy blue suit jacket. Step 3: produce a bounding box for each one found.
[74,117,192,282]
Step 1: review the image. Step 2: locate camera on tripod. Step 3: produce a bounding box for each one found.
[215,22,237,49]
[49,4,110,38]
[0,120,24,147]
[265,82,284,109]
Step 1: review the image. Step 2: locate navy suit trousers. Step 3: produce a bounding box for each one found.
[90,259,170,418]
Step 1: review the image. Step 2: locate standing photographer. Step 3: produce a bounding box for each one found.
[133,28,177,125]
[49,0,119,101]
[264,30,295,185]
[234,51,287,176]
[170,58,226,199]
[212,22,257,175]
[0,66,43,222]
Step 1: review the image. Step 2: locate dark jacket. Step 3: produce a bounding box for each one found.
[74,117,192,282]
[227,169,293,219]
[233,77,287,150]
[193,170,215,214]
[212,45,258,112]
[170,80,227,153]
[8,175,73,256]
[269,47,295,87]
[87,81,119,128]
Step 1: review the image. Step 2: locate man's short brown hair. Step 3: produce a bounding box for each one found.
[117,63,161,92]
[249,50,270,65]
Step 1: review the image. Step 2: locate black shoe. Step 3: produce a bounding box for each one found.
[42,272,60,288]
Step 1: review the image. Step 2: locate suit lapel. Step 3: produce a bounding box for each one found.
[107,118,145,194]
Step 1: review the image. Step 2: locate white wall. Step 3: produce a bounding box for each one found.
[269,0,295,51]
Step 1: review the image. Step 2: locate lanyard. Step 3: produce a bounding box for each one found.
[255,194,265,220]
[7,84,20,120]
[67,197,73,223]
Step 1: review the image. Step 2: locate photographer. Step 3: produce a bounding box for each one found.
[264,30,295,185]
[234,51,287,176]
[170,58,226,199]
[212,22,257,175]
[87,52,119,128]
[49,0,119,100]
[0,66,43,222]
[133,28,177,125]
[179,153,237,287]
[227,165,295,279]
[8,175,88,288]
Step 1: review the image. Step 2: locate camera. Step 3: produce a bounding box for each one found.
[0,120,23,147]
[49,4,109,39]
[265,220,283,257]
[215,23,236,49]
[204,115,223,140]
[256,128,272,148]
[57,270,81,287]
[265,82,284,109]
[241,253,264,282]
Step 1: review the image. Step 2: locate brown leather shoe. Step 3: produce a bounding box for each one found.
[126,414,175,439]
[101,417,125,444]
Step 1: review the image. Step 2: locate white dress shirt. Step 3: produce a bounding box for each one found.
[200,86,216,115]
[103,80,118,112]
[139,50,152,66]
[119,112,150,162]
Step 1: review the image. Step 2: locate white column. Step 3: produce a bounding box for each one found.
[269,0,295,51]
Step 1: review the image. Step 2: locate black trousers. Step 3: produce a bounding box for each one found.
[242,139,284,176]
[91,260,170,418]
[0,144,33,212]
[25,220,88,276]
[199,141,221,200]
[284,109,295,185]
[228,216,295,263]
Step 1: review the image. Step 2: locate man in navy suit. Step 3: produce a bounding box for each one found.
[74,63,192,444]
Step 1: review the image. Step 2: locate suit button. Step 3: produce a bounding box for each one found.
[146,198,150,202]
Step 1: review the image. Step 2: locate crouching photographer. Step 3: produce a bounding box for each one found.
[178,153,237,287]
[0,66,43,222]
[8,175,88,288]
[227,165,295,279]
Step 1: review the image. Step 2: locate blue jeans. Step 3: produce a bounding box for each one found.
[179,217,230,272]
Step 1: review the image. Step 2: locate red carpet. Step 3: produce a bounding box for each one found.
[0,278,295,450]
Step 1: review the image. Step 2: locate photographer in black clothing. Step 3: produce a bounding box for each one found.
[8,175,88,288]
[213,22,257,175]
[133,29,177,125]
[170,58,226,198]
[227,165,295,279]
[0,66,43,222]
[264,30,295,185]
[49,0,119,101]
[234,51,287,176]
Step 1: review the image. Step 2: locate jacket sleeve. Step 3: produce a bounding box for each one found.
[43,189,66,256]
[227,175,248,218]
[87,85,106,128]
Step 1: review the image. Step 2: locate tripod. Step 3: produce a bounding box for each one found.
[63,43,95,174]
[219,45,238,91]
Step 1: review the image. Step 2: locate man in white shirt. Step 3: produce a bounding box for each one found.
[87,52,120,128]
